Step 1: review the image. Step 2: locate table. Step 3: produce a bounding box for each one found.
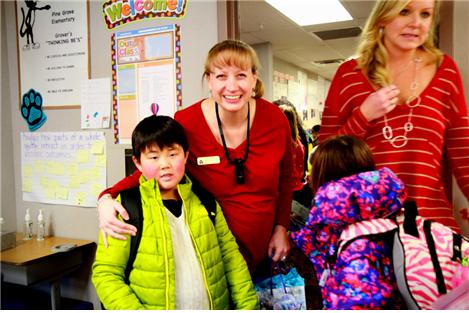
[1,234,94,309]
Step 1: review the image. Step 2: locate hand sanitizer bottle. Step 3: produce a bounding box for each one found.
[37,209,45,241]
[23,209,33,240]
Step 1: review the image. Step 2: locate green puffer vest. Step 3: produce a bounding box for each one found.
[92,175,258,310]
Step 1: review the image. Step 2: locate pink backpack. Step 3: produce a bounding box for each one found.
[339,201,469,309]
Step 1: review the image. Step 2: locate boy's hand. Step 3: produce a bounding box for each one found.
[97,195,137,247]
[268,225,290,262]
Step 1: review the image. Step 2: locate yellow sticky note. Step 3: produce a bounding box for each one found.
[49,180,60,190]
[69,176,81,188]
[95,155,106,167]
[79,171,90,184]
[77,150,89,163]
[68,164,79,175]
[75,192,86,205]
[23,165,33,177]
[34,160,44,173]
[40,177,51,188]
[47,162,65,175]
[56,187,69,200]
[90,168,102,180]
[22,179,33,192]
[91,184,102,197]
[45,188,55,199]
[91,141,105,155]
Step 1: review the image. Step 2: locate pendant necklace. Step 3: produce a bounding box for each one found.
[215,102,250,184]
[382,56,423,148]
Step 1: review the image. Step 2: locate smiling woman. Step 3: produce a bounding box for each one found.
[96,40,296,277]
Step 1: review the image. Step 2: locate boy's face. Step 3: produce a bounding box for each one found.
[133,143,188,199]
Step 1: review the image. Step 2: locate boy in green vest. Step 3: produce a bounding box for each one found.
[92,115,258,309]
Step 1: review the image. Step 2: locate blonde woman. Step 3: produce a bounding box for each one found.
[320,0,468,232]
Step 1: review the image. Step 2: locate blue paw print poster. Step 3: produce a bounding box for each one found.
[21,89,47,131]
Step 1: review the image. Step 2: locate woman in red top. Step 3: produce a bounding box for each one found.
[97,40,294,272]
[320,0,469,232]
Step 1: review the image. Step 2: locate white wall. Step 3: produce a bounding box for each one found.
[451,1,469,236]
[2,0,221,308]
[252,42,273,101]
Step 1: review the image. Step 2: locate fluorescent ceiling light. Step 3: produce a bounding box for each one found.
[265,0,353,26]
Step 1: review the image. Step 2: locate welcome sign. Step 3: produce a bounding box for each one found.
[102,0,187,30]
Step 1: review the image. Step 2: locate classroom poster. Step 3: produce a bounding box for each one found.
[112,24,181,144]
[21,132,106,207]
[16,1,89,108]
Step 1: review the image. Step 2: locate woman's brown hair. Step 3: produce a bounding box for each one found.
[309,135,375,195]
[278,104,300,144]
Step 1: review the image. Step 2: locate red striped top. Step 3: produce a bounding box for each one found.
[320,55,469,232]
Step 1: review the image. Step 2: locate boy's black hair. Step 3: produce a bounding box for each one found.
[312,124,320,133]
[132,115,189,161]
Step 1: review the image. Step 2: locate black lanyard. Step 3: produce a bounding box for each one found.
[215,102,250,184]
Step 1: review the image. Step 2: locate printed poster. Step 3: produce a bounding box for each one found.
[112,24,181,144]
[16,1,89,108]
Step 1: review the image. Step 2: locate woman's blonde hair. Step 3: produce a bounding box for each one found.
[356,0,443,87]
[204,40,264,98]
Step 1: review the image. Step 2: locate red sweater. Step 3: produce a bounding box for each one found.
[102,98,294,270]
[320,55,469,232]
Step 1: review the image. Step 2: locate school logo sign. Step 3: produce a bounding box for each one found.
[102,0,187,30]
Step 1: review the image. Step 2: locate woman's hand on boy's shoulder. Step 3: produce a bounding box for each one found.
[97,196,137,247]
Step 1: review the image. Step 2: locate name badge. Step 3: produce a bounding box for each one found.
[197,156,220,166]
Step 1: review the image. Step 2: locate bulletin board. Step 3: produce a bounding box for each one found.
[21,132,106,207]
[112,24,182,144]
[15,1,90,109]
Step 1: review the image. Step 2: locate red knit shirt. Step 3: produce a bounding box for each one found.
[320,55,469,232]
[102,98,294,270]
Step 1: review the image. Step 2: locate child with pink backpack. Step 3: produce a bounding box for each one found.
[290,135,406,309]
[290,135,469,309]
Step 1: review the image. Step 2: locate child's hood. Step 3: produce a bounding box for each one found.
[307,167,407,228]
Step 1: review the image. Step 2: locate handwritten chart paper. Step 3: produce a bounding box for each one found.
[21,132,106,207]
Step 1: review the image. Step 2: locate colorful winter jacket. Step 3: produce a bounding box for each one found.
[92,175,259,310]
[290,167,407,309]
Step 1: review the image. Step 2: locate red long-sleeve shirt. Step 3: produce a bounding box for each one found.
[102,98,294,270]
[320,55,469,232]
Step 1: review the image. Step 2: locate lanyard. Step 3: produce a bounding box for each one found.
[215,102,250,184]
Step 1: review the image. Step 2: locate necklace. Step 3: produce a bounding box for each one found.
[215,102,250,184]
[382,56,423,148]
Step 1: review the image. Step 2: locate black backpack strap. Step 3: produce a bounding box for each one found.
[187,174,216,224]
[423,219,447,295]
[119,187,143,285]
[403,200,419,237]
[452,233,463,262]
